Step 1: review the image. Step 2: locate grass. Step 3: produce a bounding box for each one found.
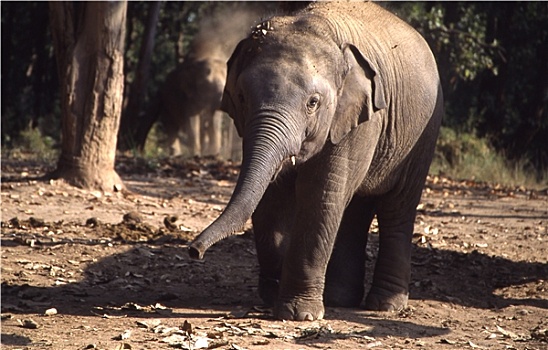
[431,127,547,189]
[140,123,170,159]
[2,126,59,162]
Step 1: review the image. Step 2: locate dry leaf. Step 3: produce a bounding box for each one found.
[153,325,181,335]
[193,337,209,349]
[495,324,519,340]
[136,319,161,329]
[19,318,40,329]
[531,326,548,341]
[161,334,187,345]
[182,320,193,334]
[229,344,247,350]
[467,341,480,348]
[112,330,132,341]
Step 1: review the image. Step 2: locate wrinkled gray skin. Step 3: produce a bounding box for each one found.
[189,2,443,321]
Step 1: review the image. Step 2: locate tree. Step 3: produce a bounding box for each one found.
[386,2,548,173]
[118,1,162,151]
[48,1,127,191]
[1,2,58,143]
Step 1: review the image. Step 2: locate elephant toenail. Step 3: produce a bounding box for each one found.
[297,312,314,321]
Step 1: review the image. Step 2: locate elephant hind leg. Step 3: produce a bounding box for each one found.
[187,114,201,157]
[364,209,413,312]
[364,176,428,311]
[324,196,375,307]
[202,110,223,157]
[365,130,438,312]
[165,126,183,156]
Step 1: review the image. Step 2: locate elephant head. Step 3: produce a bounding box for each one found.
[189,18,387,259]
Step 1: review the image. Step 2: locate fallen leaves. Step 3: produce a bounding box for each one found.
[531,326,548,342]
[1,159,547,349]
[495,324,522,340]
[113,329,132,341]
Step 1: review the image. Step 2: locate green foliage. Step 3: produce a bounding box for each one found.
[141,124,169,160]
[5,127,58,161]
[1,2,59,145]
[432,5,498,80]
[391,2,499,81]
[386,1,548,177]
[124,2,212,110]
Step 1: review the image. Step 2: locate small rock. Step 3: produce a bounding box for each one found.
[123,211,142,224]
[29,217,45,228]
[113,329,132,340]
[44,308,57,316]
[86,217,99,227]
[9,217,21,228]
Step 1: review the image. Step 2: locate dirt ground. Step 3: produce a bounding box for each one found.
[1,156,547,350]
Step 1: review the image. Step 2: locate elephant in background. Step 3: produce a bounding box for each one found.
[135,5,265,158]
[189,2,443,321]
[136,55,227,157]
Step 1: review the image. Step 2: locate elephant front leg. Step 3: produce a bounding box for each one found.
[275,175,347,321]
[252,172,296,306]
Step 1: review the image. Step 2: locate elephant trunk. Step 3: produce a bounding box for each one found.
[188,115,300,260]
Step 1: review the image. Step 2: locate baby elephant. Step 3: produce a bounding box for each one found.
[189,1,443,321]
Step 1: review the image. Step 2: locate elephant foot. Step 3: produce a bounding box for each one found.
[364,287,408,311]
[323,283,364,307]
[275,297,325,321]
[259,276,279,306]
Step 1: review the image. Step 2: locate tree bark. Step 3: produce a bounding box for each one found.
[48,1,127,192]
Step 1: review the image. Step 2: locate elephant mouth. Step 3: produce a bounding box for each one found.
[271,155,298,182]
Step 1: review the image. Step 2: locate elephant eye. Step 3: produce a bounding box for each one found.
[306,94,321,112]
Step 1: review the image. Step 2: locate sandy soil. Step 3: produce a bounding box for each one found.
[1,156,547,350]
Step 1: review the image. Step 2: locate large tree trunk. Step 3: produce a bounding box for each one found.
[48,1,127,192]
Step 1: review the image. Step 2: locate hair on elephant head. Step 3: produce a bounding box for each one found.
[189,1,443,321]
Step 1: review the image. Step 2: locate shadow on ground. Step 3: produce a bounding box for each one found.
[2,228,546,321]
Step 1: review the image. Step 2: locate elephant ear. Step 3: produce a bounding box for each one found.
[221,39,247,138]
[330,44,387,144]
[221,91,243,137]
